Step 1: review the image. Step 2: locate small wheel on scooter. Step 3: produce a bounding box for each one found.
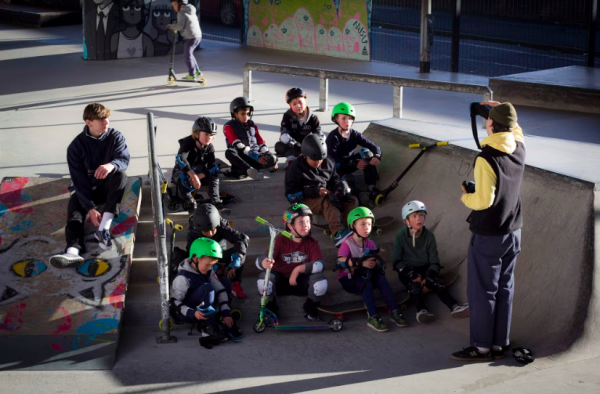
[167,76,175,85]
[329,318,343,331]
[253,320,266,333]
[374,194,385,207]
[197,77,207,86]
[231,309,242,322]
[158,318,174,331]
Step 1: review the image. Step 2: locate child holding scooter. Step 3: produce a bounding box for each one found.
[336,207,408,332]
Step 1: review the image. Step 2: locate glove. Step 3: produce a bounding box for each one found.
[229,253,242,269]
[425,269,438,282]
[243,146,261,162]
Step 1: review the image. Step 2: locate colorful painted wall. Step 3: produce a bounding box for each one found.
[244,0,372,61]
[83,0,189,60]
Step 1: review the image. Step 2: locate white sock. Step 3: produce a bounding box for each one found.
[99,212,115,231]
[66,247,79,256]
[477,346,490,353]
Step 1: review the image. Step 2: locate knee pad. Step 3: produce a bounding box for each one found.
[407,281,422,295]
[311,279,328,298]
[265,153,277,167]
[257,278,273,296]
[274,141,288,156]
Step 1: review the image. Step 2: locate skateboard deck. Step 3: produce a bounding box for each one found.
[313,216,395,236]
[318,290,410,320]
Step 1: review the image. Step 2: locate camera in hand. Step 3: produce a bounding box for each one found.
[462,181,476,194]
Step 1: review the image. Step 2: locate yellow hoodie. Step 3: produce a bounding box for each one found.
[461,126,524,211]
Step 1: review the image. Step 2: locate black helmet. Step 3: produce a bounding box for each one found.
[283,204,312,226]
[193,116,218,135]
[301,133,327,160]
[229,97,253,118]
[192,203,221,232]
[285,87,307,103]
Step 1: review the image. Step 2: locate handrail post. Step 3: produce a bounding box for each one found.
[148,112,177,344]
[244,68,252,100]
[319,71,328,112]
[393,85,403,118]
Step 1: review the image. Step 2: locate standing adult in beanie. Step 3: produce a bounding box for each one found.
[168,0,202,80]
[452,101,526,362]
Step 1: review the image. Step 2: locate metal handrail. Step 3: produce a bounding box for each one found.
[147,112,176,344]
[243,62,492,118]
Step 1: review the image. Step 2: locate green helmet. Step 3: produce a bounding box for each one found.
[189,237,223,260]
[347,206,375,228]
[331,102,356,122]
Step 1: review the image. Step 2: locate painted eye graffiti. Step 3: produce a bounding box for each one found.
[12,259,47,277]
[165,11,171,17]
[122,5,130,11]
[153,11,160,16]
[134,6,141,11]
[77,259,111,278]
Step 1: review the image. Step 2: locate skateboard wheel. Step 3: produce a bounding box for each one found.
[231,309,242,322]
[198,77,207,86]
[158,318,174,331]
[374,194,384,206]
[329,319,343,331]
[253,320,266,333]
[376,229,383,235]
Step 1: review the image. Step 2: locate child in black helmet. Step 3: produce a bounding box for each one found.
[187,203,250,299]
[171,116,220,213]
[326,102,383,203]
[223,96,278,180]
[284,133,358,247]
[274,87,322,170]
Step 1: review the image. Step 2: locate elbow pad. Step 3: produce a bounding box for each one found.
[232,139,245,151]
[258,144,269,153]
[255,255,266,271]
[208,163,219,176]
[287,191,303,204]
[175,155,187,170]
[280,133,295,145]
[335,257,349,270]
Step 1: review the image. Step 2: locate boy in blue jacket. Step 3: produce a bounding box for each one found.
[50,103,130,268]
[326,102,382,203]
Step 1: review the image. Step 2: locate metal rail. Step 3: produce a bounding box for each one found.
[147,112,177,344]
[243,62,492,118]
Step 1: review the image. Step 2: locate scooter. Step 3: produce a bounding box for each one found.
[253,217,343,333]
[167,31,207,86]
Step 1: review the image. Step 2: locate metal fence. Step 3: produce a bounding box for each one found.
[371,0,599,76]
[198,0,243,44]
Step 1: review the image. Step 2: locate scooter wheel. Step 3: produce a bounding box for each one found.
[197,77,207,86]
[158,318,174,331]
[167,76,175,85]
[253,320,266,333]
[329,318,343,331]
[231,309,243,322]
[374,194,385,206]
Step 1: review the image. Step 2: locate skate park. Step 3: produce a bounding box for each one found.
[1,3,600,392]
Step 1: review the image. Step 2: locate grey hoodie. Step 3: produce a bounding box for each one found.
[170,4,202,40]
[170,259,230,319]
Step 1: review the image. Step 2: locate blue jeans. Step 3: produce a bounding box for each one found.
[467,229,521,348]
[184,38,201,76]
[339,272,397,317]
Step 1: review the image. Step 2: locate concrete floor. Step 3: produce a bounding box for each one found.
[1,23,600,394]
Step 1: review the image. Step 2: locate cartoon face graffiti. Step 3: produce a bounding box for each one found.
[247,25,264,47]
[0,236,126,308]
[121,0,145,26]
[276,18,300,51]
[293,8,315,53]
[152,6,173,33]
[327,27,342,52]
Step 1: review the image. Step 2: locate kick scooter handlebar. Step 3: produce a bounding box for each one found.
[408,141,449,149]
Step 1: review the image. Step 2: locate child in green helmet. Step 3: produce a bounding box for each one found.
[326,102,383,203]
[169,237,242,343]
[336,207,408,332]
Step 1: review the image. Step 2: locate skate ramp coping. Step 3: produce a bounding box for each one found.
[363,119,600,366]
[0,177,142,370]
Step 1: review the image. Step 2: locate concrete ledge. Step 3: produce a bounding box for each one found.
[490,66,600,115]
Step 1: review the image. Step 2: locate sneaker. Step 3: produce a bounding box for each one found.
[304,313,321,322]
[491,348,505,360]
[367,315,389,332]
[49,252,84,268]
[451,303,470,319]
[247,168,264,180]
[226,323,243,342]
[224,170,247,180]
[184,75,196,80]
[333,228,352,247]
[231,282,247,299]
[416,309,436,324]
[269,165,278,173]
[391,310,409,327]
[195,70,202,78]
[93,229,113,250]
[451,346,492,362]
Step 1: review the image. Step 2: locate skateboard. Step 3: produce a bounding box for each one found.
[312,216,395,236]
[318,291,410,321]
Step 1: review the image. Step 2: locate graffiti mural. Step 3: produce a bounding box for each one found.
[0,177,140,341]
[83,0,189,60]
[245,0,372,60]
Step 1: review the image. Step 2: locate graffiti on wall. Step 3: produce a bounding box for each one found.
[83,0,189,60]
[245,0,372,60]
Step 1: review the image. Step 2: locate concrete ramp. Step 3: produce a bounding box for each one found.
[0,177,141,370]
[364,119,600,366]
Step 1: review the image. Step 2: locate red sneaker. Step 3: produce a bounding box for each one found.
[231,282,247,299]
